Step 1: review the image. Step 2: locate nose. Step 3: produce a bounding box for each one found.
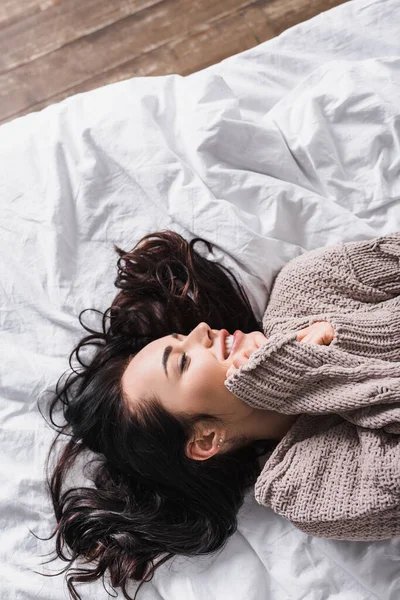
[186,322,212,347]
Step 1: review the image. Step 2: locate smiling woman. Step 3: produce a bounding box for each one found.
[121,324,297,462]
[40,230,282,600]
[39,227,400,599]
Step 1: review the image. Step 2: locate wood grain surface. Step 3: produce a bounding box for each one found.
[0,0,349,125]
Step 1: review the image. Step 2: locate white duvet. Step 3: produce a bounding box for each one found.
[1,0,400,598]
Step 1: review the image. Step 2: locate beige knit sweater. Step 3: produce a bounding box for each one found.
[225,232,400,541]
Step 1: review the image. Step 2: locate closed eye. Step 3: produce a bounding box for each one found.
[180,352,188,373]
[172,332,190,374]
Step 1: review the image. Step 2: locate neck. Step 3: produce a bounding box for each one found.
[245,408,299,442]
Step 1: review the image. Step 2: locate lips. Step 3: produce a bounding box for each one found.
[230,330,244,356]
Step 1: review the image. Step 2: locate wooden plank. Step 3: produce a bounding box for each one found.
[0,0,259,73]
[0,0,352,126]
[171,4,276,73]
[0,0,262,121]
[0,0,161,72]
[0,0,50,28]
[260,0,350,35]
[0,4,274,125]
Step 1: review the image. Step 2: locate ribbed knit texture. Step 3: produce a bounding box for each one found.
[225,233,400,541]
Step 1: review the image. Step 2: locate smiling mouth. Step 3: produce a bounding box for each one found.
[221,331,234,359]
[225,334,234,357]
[219,330,230,360]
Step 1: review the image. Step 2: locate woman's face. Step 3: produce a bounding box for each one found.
[121,322,268,458]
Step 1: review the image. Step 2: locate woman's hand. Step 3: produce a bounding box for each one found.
[296,321,334,345]
[226,331,268,378]
[225,322,334,379]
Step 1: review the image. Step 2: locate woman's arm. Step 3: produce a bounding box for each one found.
[290,505,400,541]
[226,321,334,378]
[266,307,400,363]
[306,309,400,362]
[263,232,400,361]
[225,329,400,432]
[225,233,400,425]
[254,417,400,542]
[343,232,400,298]
[264,232,400,325]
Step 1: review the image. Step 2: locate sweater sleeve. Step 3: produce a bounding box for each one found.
[307,308,400,362]
[262,307,400,363]
[254,415,400,541]
[291,506,400,541]
[224,331,400,433]
[313,233,400,360]
[262,232,400,331]
[343,232,400,297]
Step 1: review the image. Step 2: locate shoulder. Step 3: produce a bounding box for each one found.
[264,242,352,320]
[277,241,346,280]
[255,416,400,539]
[255,414,351,516]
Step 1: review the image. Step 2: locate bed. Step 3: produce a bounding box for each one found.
[1,0,400,598]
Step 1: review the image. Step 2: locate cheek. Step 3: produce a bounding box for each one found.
[189,359,225,397]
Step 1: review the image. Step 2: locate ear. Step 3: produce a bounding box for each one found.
[186,429,224,461]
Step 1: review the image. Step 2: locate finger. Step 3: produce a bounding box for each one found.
[249,342,263,357]
[226,365,236,378]
[235,353,250,367]
[254,332,268,347]
[299,334,319,344]
[299,333,324,345]
[296,329,308,342]
[226,359,243,377]
[246,344,261,359]
[226,353,248,378]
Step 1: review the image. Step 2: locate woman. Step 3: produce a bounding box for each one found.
[40,230,400,600]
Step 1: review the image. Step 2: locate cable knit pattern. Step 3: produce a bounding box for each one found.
[224,233,400,541]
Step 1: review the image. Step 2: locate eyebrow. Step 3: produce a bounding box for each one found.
[162,333,179,379]
[162,346,173,379]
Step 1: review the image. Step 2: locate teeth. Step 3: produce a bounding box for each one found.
[225,335,234,356]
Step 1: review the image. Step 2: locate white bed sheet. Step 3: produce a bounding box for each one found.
[1,0,400,598]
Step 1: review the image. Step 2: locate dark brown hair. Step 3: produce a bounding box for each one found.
[36,230,277,599]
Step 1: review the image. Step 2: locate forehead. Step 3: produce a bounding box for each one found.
[121,335,169,395]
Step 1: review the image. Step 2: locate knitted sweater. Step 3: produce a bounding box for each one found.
[225,233,400,541]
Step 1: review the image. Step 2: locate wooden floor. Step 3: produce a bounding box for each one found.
[0,0,349,126]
